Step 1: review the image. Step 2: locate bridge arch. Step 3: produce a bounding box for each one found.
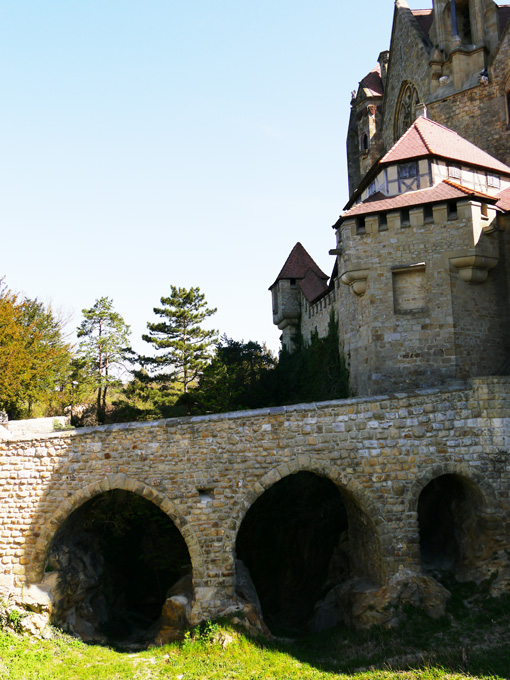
[406,461,496,514]
[407,463,499,577]
[230,458,387,634]
[229,458,386,541]
[28,473,204,584]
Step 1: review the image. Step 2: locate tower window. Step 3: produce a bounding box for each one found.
[379,213,388,231]
[506,91,510,125]
[361,133,369,152]
[356,217,366,234]
[424,205,434,222]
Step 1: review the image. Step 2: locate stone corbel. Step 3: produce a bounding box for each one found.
[450,254,498,284]
[340,268,370,296]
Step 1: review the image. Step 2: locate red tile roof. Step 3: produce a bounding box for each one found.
[381,116,510,175]
[339,180,498,221]
[497,186,510,212]
[361,65,383,97]
[270,242,328,289]
[298,268,329,303]
[411,9,433,36]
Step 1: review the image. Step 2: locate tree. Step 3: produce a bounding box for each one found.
[142,286,217,394]
[0,281,72,418]
[77,297,131,423]
[188,336,275,413]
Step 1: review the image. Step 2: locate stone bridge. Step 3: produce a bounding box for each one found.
[1,377,509,637]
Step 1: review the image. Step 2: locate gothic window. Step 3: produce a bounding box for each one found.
[394,82,420,142]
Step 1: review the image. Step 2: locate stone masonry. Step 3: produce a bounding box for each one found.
[0,377,509,624]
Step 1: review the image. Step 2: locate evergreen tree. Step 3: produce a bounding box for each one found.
[142,286,217,394]
[77,297,131,423]
[188,335,275,413]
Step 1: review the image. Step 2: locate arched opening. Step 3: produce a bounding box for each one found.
[46,489,191,646]
[418,473,486,577]
[235,471,381,636]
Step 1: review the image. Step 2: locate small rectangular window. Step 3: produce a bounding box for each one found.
[400,208,410,226]
[448,165,461,179]
[424,205,434,222]
[356,216,366,234]
[487,174,500,189]
[379,213,388,231]
[398,162,418,180]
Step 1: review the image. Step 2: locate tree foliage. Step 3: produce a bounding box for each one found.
[0,282,72,418]
[77,297,131,423]
[141,286,217,394]
[187,335,275,413]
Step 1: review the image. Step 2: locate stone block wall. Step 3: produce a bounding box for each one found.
[0,378,509,623]
[335,199,509,396]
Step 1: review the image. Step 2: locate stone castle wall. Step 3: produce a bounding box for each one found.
[0,377,509,623]
[334,200,510,396]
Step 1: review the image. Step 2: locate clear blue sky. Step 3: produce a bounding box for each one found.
[1,0,430,355]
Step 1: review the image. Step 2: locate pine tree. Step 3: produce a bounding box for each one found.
[142,286,217,394]
[77,297,131,423]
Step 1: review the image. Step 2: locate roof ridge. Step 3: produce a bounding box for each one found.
[415,117,433,153]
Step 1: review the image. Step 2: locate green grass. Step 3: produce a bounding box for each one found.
[0,583,509,679]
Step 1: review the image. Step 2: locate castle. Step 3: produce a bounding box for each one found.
[271,0,510,397]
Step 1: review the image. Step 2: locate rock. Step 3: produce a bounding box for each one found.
[312,569,451,631]
[153,573,193,645]
[19,612,51,637]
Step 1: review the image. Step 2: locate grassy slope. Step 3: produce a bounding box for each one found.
[0,583,509,680]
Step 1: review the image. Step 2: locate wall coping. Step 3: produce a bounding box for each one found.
[6,377,505,444]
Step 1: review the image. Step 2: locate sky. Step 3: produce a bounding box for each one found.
[1,0,431,356]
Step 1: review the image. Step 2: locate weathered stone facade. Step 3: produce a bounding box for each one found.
[272,1,510,397]
[0,378,509,627]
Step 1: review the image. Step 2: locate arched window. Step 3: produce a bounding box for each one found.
[361,132,369,152]
[394,82,420,141]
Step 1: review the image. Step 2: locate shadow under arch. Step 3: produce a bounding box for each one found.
[231,459,386,635]
[406,462,496,515]
[407,463,500,578]
[28,473,204,585]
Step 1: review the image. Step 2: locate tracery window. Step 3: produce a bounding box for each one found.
[394,82,420,142]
